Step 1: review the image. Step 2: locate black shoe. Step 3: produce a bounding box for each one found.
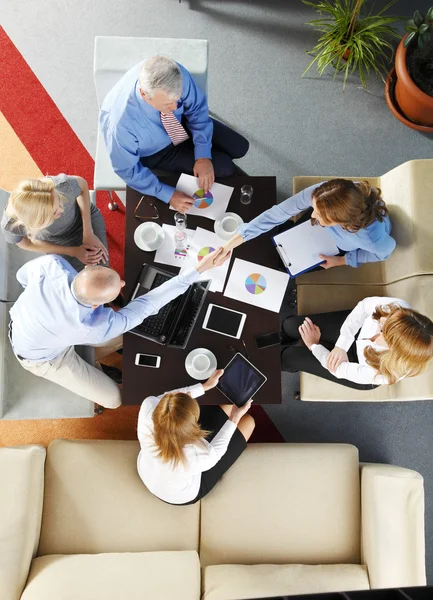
[100,363,123,384]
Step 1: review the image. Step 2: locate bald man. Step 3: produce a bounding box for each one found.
[9,252,224,408]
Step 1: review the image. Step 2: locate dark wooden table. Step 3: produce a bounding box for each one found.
[123,176,283,405]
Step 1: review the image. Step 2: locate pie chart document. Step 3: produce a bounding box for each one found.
[173,173,233,220]
[224,258,290,313]
[180,226,231,293]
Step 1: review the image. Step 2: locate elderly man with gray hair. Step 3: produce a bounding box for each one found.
[9,251,225,408]
[100,55,249,213]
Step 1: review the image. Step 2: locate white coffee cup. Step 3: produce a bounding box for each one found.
[221,216,238,234]
[192,354,211,374]
[142,225,158,245]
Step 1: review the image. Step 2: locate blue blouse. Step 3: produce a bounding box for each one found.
[237,183,396,268]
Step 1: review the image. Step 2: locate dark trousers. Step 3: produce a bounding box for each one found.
[281,311,379,391]
[140,118,249,177]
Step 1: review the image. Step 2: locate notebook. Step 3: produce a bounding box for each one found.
[272,220,339,277]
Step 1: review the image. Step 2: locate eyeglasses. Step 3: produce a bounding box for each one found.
[134,195,160,221]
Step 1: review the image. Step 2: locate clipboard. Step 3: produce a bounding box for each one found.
[272,220,340,277]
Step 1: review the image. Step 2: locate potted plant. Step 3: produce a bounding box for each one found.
[385,7,433,131]
[302,0,401,89]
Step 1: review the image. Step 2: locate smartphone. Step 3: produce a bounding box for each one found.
[135,353,161,368]
[255,332,280,349]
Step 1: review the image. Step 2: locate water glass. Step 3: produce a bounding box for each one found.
[240,185,253,205]
[174,211,187,230]
[174,230,188,250]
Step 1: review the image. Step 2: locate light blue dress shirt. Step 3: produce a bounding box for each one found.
[100,61,213,203]
[238,183,396,268]
[9,255,199,362]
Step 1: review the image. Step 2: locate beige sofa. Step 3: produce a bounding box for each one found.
[293,159,433,401]
[1,441,425,600]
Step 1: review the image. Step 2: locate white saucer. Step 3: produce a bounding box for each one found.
[214,212,244,240]
[134,222,165,252]
[185,348,217,381]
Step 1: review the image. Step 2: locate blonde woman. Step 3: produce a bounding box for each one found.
[281,297,433,390]
[137,369,255,505]
[2,174,108,271]
[216,179,395,270]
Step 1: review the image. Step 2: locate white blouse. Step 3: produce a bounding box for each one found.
[311,297,410,385]
[137,384,237,504]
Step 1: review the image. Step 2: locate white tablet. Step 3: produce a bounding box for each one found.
[202,304,246,339]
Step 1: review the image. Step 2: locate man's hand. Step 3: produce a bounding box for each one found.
[298,317,321,349]
[196,247,230,273]
[327,346,348,373]
[193,158,215,193]
[203,369,224,392]
[82,232,109,263]
[72,245,105,265]
[319,255,346,269]
[169,190,194,213]
[213,245,232,266]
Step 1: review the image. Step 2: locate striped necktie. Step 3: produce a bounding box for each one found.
[160,112,190,146]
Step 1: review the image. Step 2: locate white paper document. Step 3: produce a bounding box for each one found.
[224,258,289,313]
[180,226,230,292]
[273,220,339,277]
[172,173,233,221]
[153,224,196,267]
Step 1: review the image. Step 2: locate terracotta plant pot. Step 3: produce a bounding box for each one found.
[386,34,433,130]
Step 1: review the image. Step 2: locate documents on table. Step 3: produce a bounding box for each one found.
[172,173,233,221]
[180,226,230,293]
[273,220,339,277]
[224,258,289,313]
[154,224,196,267]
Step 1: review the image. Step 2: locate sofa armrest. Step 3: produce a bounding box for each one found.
[360,463,426,589]
[0,445,46,600]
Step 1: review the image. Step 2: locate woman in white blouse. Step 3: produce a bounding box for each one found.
[281,297,433,390]
[137,369,255,505]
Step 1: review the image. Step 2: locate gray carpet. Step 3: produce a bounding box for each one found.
[2,0,433,584]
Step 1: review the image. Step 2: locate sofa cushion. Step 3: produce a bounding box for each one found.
[202,563,370,600]
[38,440,200,556]
[0,445,46,600]
[21,551,200,600]
[200,443,360,566]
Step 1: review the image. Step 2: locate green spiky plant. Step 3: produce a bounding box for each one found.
[302,0,402,88]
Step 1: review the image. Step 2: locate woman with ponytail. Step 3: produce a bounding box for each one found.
[2,174,108,271]
[137,369,255,505]
[281,297,433,390]
[216,179,396,270]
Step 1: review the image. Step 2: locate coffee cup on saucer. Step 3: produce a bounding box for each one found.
[185,348,217,380]
[134,222,165,252]
[214,212,244,240]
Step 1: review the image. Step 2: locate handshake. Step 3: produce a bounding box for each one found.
[195,246,232,274]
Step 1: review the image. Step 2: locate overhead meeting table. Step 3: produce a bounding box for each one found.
[122,175,283,406]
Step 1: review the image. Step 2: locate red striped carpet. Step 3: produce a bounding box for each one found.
[0,27,283,445]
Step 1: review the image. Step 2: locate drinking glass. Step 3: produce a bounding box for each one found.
[240,185,253,205]
[174,211,187,230]
[174,230,188,250]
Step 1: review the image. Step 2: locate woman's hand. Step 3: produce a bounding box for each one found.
[298,317,321,349]
[72,244,105,265]
[319,255,346,269]
[213,245,231,266]
[327,346,348,373]
[202,369,224,392]
[83,232,109,263]
[229,399,253,425]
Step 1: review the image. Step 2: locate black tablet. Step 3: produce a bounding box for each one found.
[217,353,267,407]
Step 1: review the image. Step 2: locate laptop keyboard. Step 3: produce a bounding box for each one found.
[137,273,172,337]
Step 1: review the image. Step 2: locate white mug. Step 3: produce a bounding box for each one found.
[142,225,158,245]
[221,216,238,234]
[192,354,210,373]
